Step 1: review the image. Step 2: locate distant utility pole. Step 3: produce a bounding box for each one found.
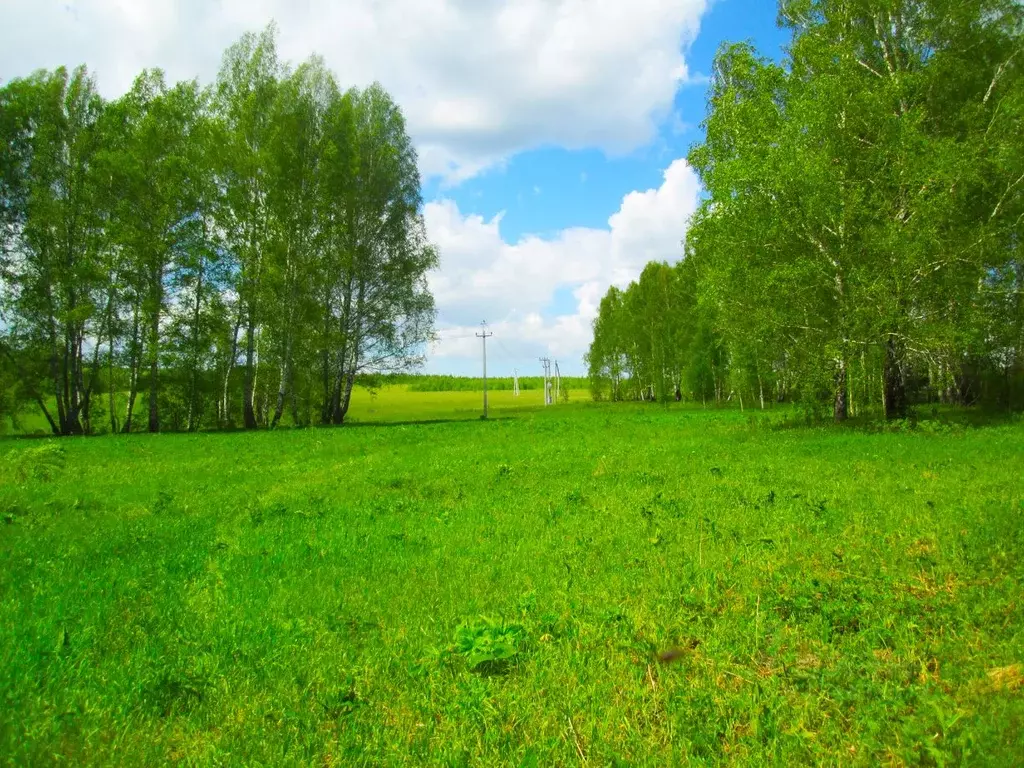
[554,360,561,403]
[513,369,520,397]
[476,321,493,418]
[539,357,552,405]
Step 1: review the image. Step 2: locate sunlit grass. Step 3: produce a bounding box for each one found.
[0,398,1021,765]
[345,384,591,423]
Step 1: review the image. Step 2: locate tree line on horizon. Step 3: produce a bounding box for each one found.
[587,0,1023,420]
[0,25,438,435]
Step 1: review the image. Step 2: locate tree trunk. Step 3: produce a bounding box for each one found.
[67,330,84,435]
[330,363,347,424]
[36,396,60,436]
[335,368,357,425]
[63,333,71,425]
[122,304,141,433]
[76,334,89,431]
[147,355,159,432]
[848,358,855,418]
[270,348,290,429]
[320,357,332,423]
[108,300,118,435]
[290,374,300,427]
[80,330,103,435]
[123,369,139,433]
[883,336,906,419]
[834,356,848,422]
[243,313,258,429]
[322,351,336,424]
[51,346,67,435]
[187,258,204,432]
[45,284,68,434]
[320,307,333,424]
[330,329,354,425]
[222,312,242,427]
[60,327,84,435]
[861,349,869,415]
[328,275,355,424]
[255,335,265,425]
[147,298,161,434]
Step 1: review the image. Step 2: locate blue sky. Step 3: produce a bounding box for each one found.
[0,0,793,377]
[422,0,790,244]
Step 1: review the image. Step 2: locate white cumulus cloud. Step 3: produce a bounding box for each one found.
[424,158,702,373]
[0,0,708,183]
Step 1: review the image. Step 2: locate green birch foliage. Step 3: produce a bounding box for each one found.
[588,0,1024,416]
[0,24,439,434]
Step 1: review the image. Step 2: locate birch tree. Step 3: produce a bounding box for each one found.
[214,26,282,429]
[0,67,107,435]
[323,84,438,425]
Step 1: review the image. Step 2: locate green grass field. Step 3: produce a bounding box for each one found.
[1,392,1022,765]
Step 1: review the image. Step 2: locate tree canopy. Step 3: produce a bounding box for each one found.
[588,0,1024,419]
[0,25,438,434]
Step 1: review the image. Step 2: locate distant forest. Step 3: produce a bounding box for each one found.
[587,0,1023,419]
[0,25,437,435]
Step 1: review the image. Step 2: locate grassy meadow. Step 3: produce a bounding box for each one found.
[0,391,1022,765]
[0,384,591,435]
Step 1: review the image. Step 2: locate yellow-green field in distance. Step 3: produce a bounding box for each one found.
[1,385,593,435]
[345,385,592,423]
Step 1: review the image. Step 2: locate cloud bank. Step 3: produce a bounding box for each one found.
[1,0,707,182]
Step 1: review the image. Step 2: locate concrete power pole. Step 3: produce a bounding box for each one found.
[476,321,493,418]
[554,360,561,403]
[539,357,552,405]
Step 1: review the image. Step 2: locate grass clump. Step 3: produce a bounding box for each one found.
[450,617,528,675]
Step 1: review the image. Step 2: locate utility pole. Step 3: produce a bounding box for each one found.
[476,321,493,418]
[513,368,520,397]
[554,360,561,403]
[539,357,552,405]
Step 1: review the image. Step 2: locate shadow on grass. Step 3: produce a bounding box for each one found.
[0,414,522,441]
[330,415,519,429]
[0,431,60,442]
[762,404,1021,433]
